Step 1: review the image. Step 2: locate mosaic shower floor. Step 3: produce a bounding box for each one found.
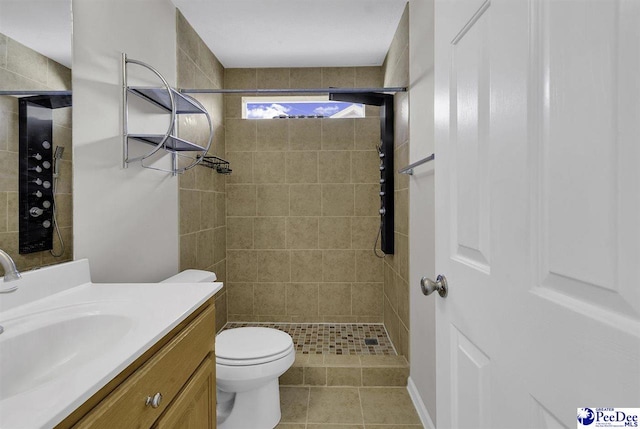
[223,323,396,356]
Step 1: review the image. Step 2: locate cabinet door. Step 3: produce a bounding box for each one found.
[72,305,216,429]
[154,356,216,429]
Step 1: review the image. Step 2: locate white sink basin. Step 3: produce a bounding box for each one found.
[0,303,134,401]
[0,259,223,429]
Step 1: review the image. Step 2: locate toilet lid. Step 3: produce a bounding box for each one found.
[216,327,294,366]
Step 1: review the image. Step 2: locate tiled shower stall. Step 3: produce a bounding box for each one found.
[176,7,410,361]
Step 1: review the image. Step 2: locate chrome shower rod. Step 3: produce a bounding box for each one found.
[180,87,407,94]
[0,90,72,96]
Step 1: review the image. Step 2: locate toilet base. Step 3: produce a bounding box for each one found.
[217,378,282,429]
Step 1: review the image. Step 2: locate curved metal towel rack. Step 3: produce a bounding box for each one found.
[398,153,435,175]
[121,53,214,175]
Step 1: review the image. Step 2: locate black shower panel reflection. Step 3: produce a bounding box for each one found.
[18,94,71,254]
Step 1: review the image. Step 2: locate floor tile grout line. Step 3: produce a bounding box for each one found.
[305,385,311,428]
[357,385,366,427]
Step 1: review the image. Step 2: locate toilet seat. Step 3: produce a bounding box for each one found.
[216,327,294,366]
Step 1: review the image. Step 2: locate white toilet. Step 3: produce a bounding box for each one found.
[216,327,295,429]
[161,270,295,429]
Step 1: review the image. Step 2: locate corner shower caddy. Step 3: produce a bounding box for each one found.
[121,53,214,175]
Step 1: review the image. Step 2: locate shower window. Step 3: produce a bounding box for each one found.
[242,96,365,119]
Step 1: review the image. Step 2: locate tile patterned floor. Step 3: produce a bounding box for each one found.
[277,386,423,428]
[223,323,396,355]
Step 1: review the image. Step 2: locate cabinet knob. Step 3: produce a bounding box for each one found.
[145,392,163,408]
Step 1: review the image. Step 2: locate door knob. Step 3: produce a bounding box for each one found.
[421,274,448,298]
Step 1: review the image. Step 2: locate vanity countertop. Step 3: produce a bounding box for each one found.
[0,259,222,429]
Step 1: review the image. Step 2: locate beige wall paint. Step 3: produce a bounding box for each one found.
[382,5,410,360]
[176,11,228,333]
[0,33,72,275]
[224,66,385,323]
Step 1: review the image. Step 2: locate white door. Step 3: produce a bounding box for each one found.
[434,0,640,427]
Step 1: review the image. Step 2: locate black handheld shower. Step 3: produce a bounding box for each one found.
[50,146,65,257]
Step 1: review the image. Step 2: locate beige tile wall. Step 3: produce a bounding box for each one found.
[0,33,73,275]
[224,67,385,323]
[382,5,411,359]
[176,12,227,332]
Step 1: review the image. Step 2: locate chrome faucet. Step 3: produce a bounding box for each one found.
[0,248,21,290]
[0,249,20,334]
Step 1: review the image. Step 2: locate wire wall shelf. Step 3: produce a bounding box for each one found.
[200,156,232,175]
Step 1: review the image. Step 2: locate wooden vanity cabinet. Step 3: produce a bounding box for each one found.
[153,357,215,429]
[55,300,216,429]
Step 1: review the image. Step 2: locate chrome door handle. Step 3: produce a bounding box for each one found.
[421,275,448,298]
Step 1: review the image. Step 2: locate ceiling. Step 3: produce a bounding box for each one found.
[171,0,408,68]
[0,0,72,68]
[0,0,407,70]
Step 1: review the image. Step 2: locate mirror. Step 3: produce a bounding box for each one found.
[0,0,73,275]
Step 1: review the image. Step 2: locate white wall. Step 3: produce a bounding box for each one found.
[72,0,179,282]
[408,0,437,425]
